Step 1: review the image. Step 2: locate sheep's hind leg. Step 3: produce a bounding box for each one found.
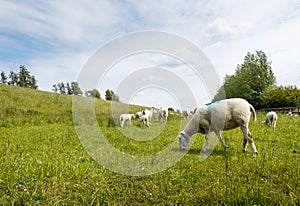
[242,137,248,153]
[241,127,257,157]
[241,126,249,153]
[247,130,258,157]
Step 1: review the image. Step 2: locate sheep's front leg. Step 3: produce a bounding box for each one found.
[202,133,210,153]
[214,131,229,151]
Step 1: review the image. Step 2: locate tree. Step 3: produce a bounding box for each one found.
[52,84,59,93]
[105,89,113,100]
[57,82,66,94]
[0,71,7,84]
[53,81,82,95]
[8,71,18,86]
[18,65,31,87]
[105,89,119,101]
[86,89,101,99]
[112,93,120,102]
[66,83,72,95]
[262,86,300,108]
[29,75,38,89]
[70,82,83,95]
[16,65,38,89]
[213,51,276,108]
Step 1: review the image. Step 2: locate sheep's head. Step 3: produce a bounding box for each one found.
[178,131,190,151]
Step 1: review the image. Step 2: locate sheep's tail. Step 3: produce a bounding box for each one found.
[249,104,257,122]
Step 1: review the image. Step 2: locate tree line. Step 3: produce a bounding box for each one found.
[262,86,300,108]
[212,50,299,108]
[52,82,83,95]
[0,65,38,89]
[1,55,299,108]
[0,65,119,101]
[52,82,119,101]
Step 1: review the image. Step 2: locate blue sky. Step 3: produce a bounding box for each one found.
[1,0,300,110]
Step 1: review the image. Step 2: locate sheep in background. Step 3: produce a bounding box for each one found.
[140,114,150,127]
[264,111,278,129]
[135,111,143,118]
[142,107,156,125]
[158,108,168,122]
[182,110,189,120]
[119,114,135,128]
[178,98,258,157]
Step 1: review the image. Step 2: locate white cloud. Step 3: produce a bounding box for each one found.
[205,18,235,36]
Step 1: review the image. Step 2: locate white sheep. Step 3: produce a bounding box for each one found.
[178,98,258,157]
[264,111,278,128]
[158,108,168,122]
[140,114,150,127]
[182,110,189,120]
[135,111,143,118]
[119,114,135,128]
[142,108,156,125]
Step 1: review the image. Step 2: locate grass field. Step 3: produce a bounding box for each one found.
[0,84,299,205]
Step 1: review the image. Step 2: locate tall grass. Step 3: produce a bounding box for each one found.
[0,84,299,205]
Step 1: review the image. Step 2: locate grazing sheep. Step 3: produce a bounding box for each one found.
[182,110,189,120]
[120,114,135,128]
[140,114,150,127]
[142,108,156,125]
[158,108,168,122]
[264,111,278,128]
[135,111,143,118]
[178,98,258,157]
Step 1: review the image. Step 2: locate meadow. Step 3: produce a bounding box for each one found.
[0,84,299,205]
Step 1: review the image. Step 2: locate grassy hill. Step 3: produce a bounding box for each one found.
[0,84,144,127]
[0,84,299,205]
[0,84,72,126]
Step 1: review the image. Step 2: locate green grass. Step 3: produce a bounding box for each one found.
[0,84,299,205]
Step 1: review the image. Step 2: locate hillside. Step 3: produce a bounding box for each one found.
[0,84,144,127]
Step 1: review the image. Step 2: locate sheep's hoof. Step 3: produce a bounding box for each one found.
[225,145,229,151]
[252,152,258,157]
[201,148,209,153]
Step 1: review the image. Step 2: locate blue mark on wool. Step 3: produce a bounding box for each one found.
[205,100,221,108]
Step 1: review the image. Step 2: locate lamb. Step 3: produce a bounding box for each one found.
[182,110,189,120]
[119,114,135,128]
[158,108,168,122]
[135,111,143,118]
[178,98,258,157]
[140,114,150,127]
[142,108,156,125]
[264,111,278,128]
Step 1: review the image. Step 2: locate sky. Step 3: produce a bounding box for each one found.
[0,0,300,111]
